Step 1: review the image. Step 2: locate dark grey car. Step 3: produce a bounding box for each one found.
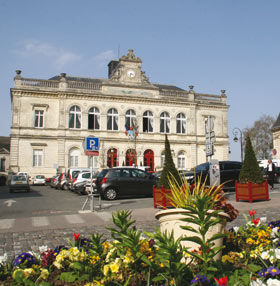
[182,161,242,190]
[95,167,158,200]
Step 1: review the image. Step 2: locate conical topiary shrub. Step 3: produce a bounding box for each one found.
[157,135,181,188]
[239,136,264,184]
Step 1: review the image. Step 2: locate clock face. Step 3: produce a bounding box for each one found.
[127,70,135,78]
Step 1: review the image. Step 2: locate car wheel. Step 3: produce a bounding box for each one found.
[63,184,68,191]
[104,188,117,200]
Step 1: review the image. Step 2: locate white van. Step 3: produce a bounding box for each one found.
[66,168,91,182]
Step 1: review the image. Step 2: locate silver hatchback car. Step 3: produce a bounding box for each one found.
[9,175,30,193]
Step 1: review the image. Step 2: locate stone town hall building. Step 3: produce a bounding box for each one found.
[10,50,229,177]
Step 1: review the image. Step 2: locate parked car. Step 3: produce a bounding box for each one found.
[74,181,88,195]
[33,175,46,185]
[182,161,242,190]
[55,173,67,190]
[9,175,30,193]
[66,168,93,182]
[45,177,52,185]
[70,171,98,193]
[94,167,159,200]
[50,175,60,188]
[17,172,31,183]
[58,175,69,190]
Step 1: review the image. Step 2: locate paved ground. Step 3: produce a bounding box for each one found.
[1,184,280,259]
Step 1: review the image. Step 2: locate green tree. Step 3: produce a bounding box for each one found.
[239,136,264,184]
[157,135,181,188]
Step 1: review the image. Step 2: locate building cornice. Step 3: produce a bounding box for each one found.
[11,89,228,110]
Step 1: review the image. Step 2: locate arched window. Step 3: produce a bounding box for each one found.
[160,112,170,133]
[125,109,136,128]
[143,111,153,133]
[69,105,81,129]
[176,113,186,134]
[107,108,118,131]
[69,149,79,167]
[88,107,100,130]
[161,151,165,167]
[178,151,186,170]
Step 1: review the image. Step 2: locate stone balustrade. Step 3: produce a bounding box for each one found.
[16,78,102,91]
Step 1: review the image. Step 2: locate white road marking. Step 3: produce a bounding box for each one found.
[64,214,85,224]
[32,216,49,227]
[4,200,16,207]
[0,219,15,229]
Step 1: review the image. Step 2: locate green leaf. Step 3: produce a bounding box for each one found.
[59,272,78,282]
[182,236,203,246]
[78,274,90,281]
[13,269,25,282]
[140,255,152,267]
[206,266,218,272]
[39,282,52,286]
[69,262,84,270]
[207,233,227,243]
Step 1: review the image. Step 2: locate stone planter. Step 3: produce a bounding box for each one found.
[155,208,230,260]
[235,180,269,203]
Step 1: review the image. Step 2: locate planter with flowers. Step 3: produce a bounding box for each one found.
[3,209,280,285]
[155,174,239,262]
[235,136,269,203]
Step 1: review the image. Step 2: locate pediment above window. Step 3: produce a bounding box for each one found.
[31,104,49,110]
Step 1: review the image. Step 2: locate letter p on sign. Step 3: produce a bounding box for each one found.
[86,137,99,151]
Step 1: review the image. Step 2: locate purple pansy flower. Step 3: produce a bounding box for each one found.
[267,266,280,276]
[191,273,209,284]
[13,252,36,267]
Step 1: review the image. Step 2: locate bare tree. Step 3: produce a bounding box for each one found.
[243,115,275,160]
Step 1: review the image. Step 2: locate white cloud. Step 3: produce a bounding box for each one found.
[15,40,82,68]
[91,50,115,67]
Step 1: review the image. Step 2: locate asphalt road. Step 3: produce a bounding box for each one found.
[0,184,155,219]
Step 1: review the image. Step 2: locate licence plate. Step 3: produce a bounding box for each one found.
[15,182,23,184]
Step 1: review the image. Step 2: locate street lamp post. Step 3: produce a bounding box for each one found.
[232,127,243,162]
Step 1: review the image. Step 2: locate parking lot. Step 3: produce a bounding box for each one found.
[0,184,155,220]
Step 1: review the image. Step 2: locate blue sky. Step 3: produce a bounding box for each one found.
[1,0,279,161]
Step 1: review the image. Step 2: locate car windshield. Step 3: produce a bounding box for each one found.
[194,163,210,174]
[97,169,108,178]
[36,175,45,179]
[12,176,27,182]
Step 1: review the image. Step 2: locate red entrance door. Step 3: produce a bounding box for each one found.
[107,148,118,168]
[126,149,137,166]
[144,149,154,171]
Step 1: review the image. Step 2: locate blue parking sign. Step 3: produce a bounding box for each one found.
[86,137,99,151]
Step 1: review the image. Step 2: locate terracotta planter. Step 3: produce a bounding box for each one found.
[155,208,230,261]
[235,180,269,203]
[153,186,173,209]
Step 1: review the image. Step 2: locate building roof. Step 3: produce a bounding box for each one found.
[272,113,280,130]
[49,75,187,92]
[0,136,10,152]
[49,75,103,83]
